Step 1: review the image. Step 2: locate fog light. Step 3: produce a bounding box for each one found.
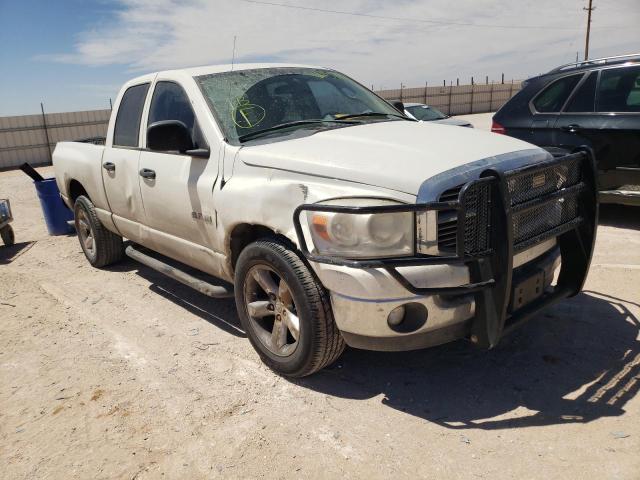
[387,305,406,327]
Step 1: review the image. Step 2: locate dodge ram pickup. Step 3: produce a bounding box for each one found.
[53,64,598,377]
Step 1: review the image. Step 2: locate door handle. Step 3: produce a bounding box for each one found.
[561,124,581,133]
[102,161,116,172]
[139,168,156,179]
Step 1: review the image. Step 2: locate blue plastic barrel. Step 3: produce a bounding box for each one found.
[34,178,74,235]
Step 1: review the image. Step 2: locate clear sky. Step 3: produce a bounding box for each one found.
[0,0,638,116]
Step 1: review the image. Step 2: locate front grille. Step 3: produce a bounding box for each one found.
[512,193,580,245]
[437,182,492,255]
[462,181,492,254]
[508,157,584,251]
[507,157,581,205]
[437,185,462,252]
[436,155,585,255]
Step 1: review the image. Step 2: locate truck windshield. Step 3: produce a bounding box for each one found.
[195,67,405,144]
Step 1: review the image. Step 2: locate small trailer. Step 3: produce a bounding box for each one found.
[0,198,15,246]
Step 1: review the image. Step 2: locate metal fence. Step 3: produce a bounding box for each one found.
[0,109,110,170]
[375,80,522,116]
[0,80,521,170]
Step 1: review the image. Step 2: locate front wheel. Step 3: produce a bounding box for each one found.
[234,239,345,377]
[1,224,14,246]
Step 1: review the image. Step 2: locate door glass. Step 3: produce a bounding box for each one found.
[113,83,150,147]
[565,72,597,112]
[148,82,206,148]
[597,66,640,112]
[532,74,582,113]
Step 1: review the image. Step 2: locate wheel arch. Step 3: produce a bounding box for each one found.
[68,179,90,204]
[227,223,297,274]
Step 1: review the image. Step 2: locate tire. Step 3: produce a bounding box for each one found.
[74,195,123,267]
[234,239,345,377]
[1,225,14,246]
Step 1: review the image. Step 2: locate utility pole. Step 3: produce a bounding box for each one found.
[584,0,595,60]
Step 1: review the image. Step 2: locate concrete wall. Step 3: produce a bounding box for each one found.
[375,81,522,116]
[0,109,110,170]
[0,81,521,170]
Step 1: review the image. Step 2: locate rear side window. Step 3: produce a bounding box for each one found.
[597,66,640,112]
[113,83,150,147]
[148,81,205,148]
[565,72,597,112]
[532,74,582,113]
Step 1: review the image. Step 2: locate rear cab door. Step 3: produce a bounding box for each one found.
[102,76,155,242]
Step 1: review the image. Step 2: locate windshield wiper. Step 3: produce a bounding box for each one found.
[335,112,412,121]
[238,119,354,143]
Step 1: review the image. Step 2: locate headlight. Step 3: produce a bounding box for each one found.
[305,199,414,258]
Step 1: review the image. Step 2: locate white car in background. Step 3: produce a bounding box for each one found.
[404,102,473,127]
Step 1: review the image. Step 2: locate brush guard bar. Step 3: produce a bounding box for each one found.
[293,149,598,348]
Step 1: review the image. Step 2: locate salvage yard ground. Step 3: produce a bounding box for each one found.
[1,144,640,478]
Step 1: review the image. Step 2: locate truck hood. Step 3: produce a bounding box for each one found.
[238,121,541,196]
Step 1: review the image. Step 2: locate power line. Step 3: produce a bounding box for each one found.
[241,0,623,31]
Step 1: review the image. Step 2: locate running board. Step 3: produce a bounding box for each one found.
[125,245,234,299]
[599,189,640,206]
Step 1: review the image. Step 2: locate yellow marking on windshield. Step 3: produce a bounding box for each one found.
[230,95,266,129]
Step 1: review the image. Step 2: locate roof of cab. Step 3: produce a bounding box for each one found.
[125,63,322,85]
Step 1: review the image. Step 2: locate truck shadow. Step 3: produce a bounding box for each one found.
[296,291,639,430]
[105,256,245,338]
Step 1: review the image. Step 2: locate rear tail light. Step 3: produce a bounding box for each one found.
[491,120,506,134]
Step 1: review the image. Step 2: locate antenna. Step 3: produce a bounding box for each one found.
[222,35,238,190]
[231,35,237,71]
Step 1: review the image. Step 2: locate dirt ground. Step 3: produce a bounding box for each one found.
[1,166,639,480]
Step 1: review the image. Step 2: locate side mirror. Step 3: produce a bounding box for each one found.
[147,120,194,153]
[391,100,405,114]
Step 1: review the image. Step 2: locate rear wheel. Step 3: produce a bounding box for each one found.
[234,239,345,377]
[0,225,14,246]
[74,195,123,267]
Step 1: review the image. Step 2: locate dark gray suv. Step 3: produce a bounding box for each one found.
[492,53,640,206]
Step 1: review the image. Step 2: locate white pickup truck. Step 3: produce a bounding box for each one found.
[54,64,598,377]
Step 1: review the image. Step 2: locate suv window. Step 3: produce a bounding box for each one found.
[565,72,597,112]
[113,83,150,147]
[533,74,582,113]
[148,81,205,148]
[597,66,640,112]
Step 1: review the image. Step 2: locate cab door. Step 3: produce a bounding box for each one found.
[102,82,150,241]
[137,80,221,271]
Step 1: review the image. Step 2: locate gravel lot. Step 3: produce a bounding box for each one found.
[1,165,639,479]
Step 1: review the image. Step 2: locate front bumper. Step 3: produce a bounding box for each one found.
[293,149,598,351]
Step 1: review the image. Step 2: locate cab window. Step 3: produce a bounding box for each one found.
[597,66,640,112]
[113,83,150,147]
[148,81,206,148]
[532,74,582,113]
